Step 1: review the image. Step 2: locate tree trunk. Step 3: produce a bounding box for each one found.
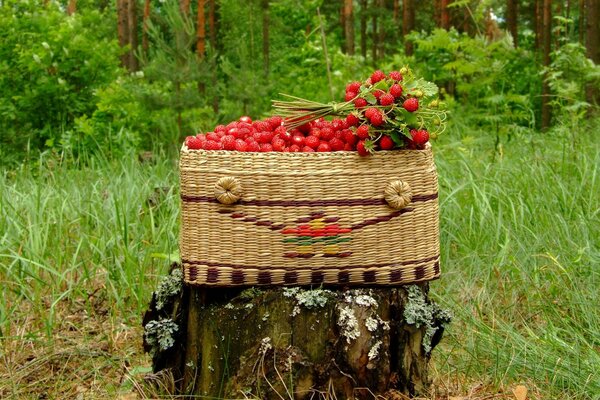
[180,0,190,14]
[262,0,270,77]
[585,0,599,107]
[145,280,449,399]
[402,0,414,55]
[440,0,450,30]
[117,0,131,69]
[506,0,518,47]
[67,0,76,15]
[393,0,399,25]
[343,0,355,55]
[535,0,543,50]
[360,0,367,59]
[128,0,139,71]
[541,0,552,130]
[142,0,150,54]
[371,0,378,65]
[196,0,206,58]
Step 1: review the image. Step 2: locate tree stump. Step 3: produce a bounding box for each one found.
[144,267,450,399]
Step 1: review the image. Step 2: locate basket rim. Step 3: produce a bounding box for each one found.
[180,142,432,157]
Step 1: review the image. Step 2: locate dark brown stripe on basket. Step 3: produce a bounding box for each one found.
[390,269,402,282]
[363,270,376,283]
[312,271,324,284]
[183,254,440,271]
[433,261,440,275]
[350,209,411,230]
[414,266,426,280]
[338,271,350,283]
[188,265,198,281]
[206,268,219,283]
[181,193,438,207]
[258,271,272,284]
[231,270,245,284]
[284,272,298,284]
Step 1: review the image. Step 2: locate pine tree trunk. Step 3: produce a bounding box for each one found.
[142,0,150,54]
[541,0,552,130]
[402,0,414,56]
[128,0,139,71]
[344,0,355,55]
[506,0,518,47]
[117,0,131,69]
[440,0,450,30]
[585,0,599,107]
[578,0,585,44]
[535,0,543,50]
[360,0,367,59]
[145,279,450,399]
[196,0,206,58]
[67,0,76,15]
[371,0,378,66]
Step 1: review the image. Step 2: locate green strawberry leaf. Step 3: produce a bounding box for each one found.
[389,130,404,146]
[363,92,377,105]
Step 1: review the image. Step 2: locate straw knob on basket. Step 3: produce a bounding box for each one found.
[384,180,412,209]
[214,176,243,205]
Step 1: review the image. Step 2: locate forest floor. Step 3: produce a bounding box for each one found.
[1,124,598,399]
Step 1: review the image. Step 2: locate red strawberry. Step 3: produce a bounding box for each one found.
[206,132,220,142]
[343,129,358,145]
[204,140,222,150]
[321,127,334,141]
[253,121,270,132]
[390,84,403,98]
[370,70,386,84]
[329,137,345,151]
[389,71,403,81]
[369,110,384,126]
[373,89,385,99]
[234,139,248,152]
[346,114,360,127]
[272,137,286,151]
[289,144,301,152]
[274,125,287,136]
[239,116,252,124]
[364,107,378,119]
[354,98,368,108]
[332,119,345,131]
[309,128,322,139]
[214,124,227,133]
[379,93,395,106]
[317,142,331,152]
[186,136,203,150]
[246,141,261,152]
[292,135,305,146]
[346,81,362,93]
[411,129,429,145]
[305,135,320,149]
[302,146,315,152]
[379,135,394,150]
[267,116,283,129]
[260,143,273,152]
[356,125,370,139]
[260,131,274,144]
[222,135,236,150]
[343,143,354,151]
[195,133,206,141]
[345,91,357,101]
[357,140,369,156]
[403,98,419,112]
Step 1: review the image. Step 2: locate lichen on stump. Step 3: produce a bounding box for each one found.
[143,267,450,399]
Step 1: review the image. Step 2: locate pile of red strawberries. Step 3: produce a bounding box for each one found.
[184,70,432,156]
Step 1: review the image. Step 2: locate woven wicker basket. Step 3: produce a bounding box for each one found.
[180,145,440,287]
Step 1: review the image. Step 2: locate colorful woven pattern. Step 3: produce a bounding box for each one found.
[179,146,440,287]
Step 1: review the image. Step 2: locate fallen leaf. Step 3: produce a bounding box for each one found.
[512,385,528,400]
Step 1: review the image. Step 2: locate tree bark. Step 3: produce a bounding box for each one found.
[578,0,585,44]
[196,0,206,58]
[402,0,414,55]
[371,0,378,65]
[541,0,552,130]
[440,0,451,30]
[343,0,355,55]
[145,282,449,399]
[360,0,367,59]
[180,0,190,14]
[67,0,76,15]
[393,0,399,25]
[128,0,139,71]
[535,0,543,50]
[585,0,599,106]
[117,0,131,69]
[506,0,518,47]
[142,0,150,54]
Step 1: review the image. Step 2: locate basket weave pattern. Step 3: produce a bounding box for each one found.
[180,147,440,287]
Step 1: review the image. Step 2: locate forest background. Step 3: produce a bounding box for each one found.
[0,0,599,398]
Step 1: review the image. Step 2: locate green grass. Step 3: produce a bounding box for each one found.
[0,122,598,398]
